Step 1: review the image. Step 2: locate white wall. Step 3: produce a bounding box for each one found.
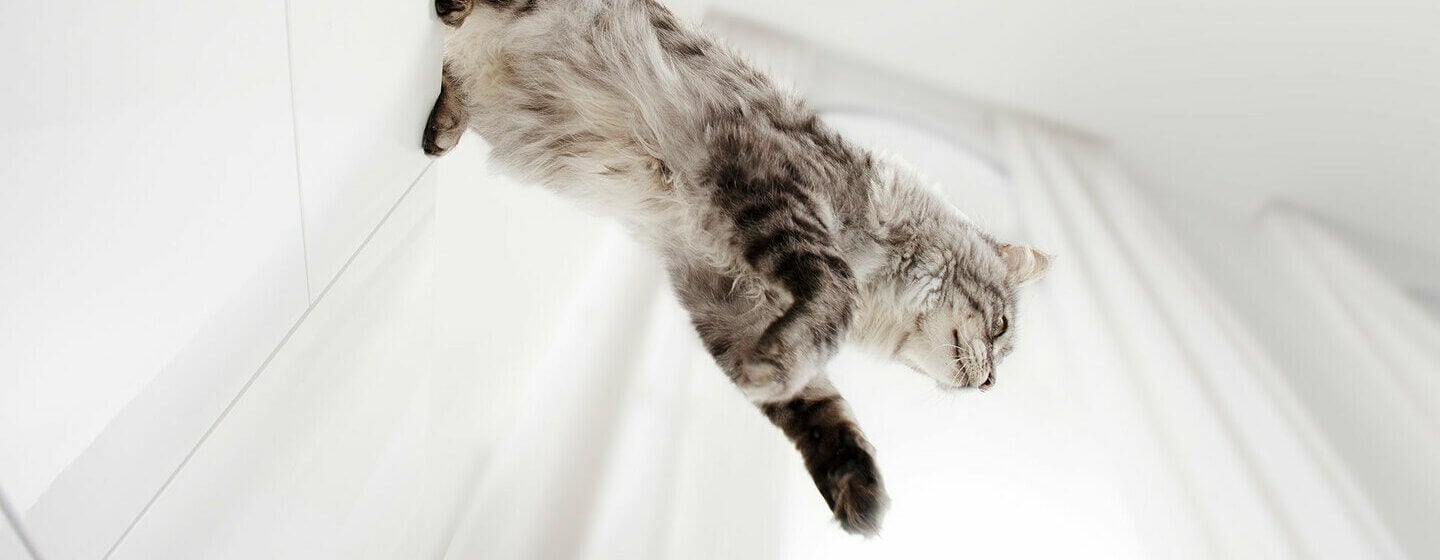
[0,1,444,558]
[434,135,609,457]
[0,0,309,522]
[1155,190,1440,557]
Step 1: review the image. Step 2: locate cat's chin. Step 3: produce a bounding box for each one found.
[896,360,978,392]
[934,380,983,393]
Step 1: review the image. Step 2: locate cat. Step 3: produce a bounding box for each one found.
[425,0,1049,536]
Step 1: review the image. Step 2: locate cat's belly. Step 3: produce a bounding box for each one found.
[443,7,736,269]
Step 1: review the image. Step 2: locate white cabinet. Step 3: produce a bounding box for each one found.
[286,0,443,296]
[1,500,33,560]
[109,170,451,560]
[0,2,310,558]
[0,1,444,558]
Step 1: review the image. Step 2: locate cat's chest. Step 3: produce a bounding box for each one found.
[443,19,528,100]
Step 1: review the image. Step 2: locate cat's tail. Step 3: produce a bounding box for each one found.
[760,379,889,536]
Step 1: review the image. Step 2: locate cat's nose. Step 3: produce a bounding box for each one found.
[980,373,995,390]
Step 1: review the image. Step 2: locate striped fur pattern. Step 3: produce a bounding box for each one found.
[426,0,1049,536]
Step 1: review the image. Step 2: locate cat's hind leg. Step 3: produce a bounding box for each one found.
[423,65,469,156]
[762,378,888,536]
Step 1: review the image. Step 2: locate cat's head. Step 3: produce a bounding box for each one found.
[852,160,1049,390]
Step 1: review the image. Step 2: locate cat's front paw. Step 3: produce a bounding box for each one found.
[829,463,889,537]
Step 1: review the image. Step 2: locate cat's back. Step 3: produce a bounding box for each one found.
[447,0,792,166]
[443,0,867,267]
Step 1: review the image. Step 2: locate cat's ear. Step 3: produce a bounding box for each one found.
[1000,244,1050,287]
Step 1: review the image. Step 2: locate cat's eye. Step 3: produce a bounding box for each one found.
[991,316,1009,338]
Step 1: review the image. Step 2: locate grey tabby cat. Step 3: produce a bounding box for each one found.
[425,0,1050,536]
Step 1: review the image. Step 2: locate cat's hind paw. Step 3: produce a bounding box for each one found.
[436,0,472,27]
[423,120,461,157]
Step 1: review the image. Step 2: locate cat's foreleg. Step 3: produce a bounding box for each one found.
[423,65,469,157]
[435,0,473,27]
[761,377,888,536]
[676,268,884,532]
[737,239,857,403]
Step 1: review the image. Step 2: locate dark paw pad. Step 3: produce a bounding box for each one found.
[422,124,445,156]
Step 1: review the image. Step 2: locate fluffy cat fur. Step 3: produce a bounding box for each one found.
[426,0,1050,536]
